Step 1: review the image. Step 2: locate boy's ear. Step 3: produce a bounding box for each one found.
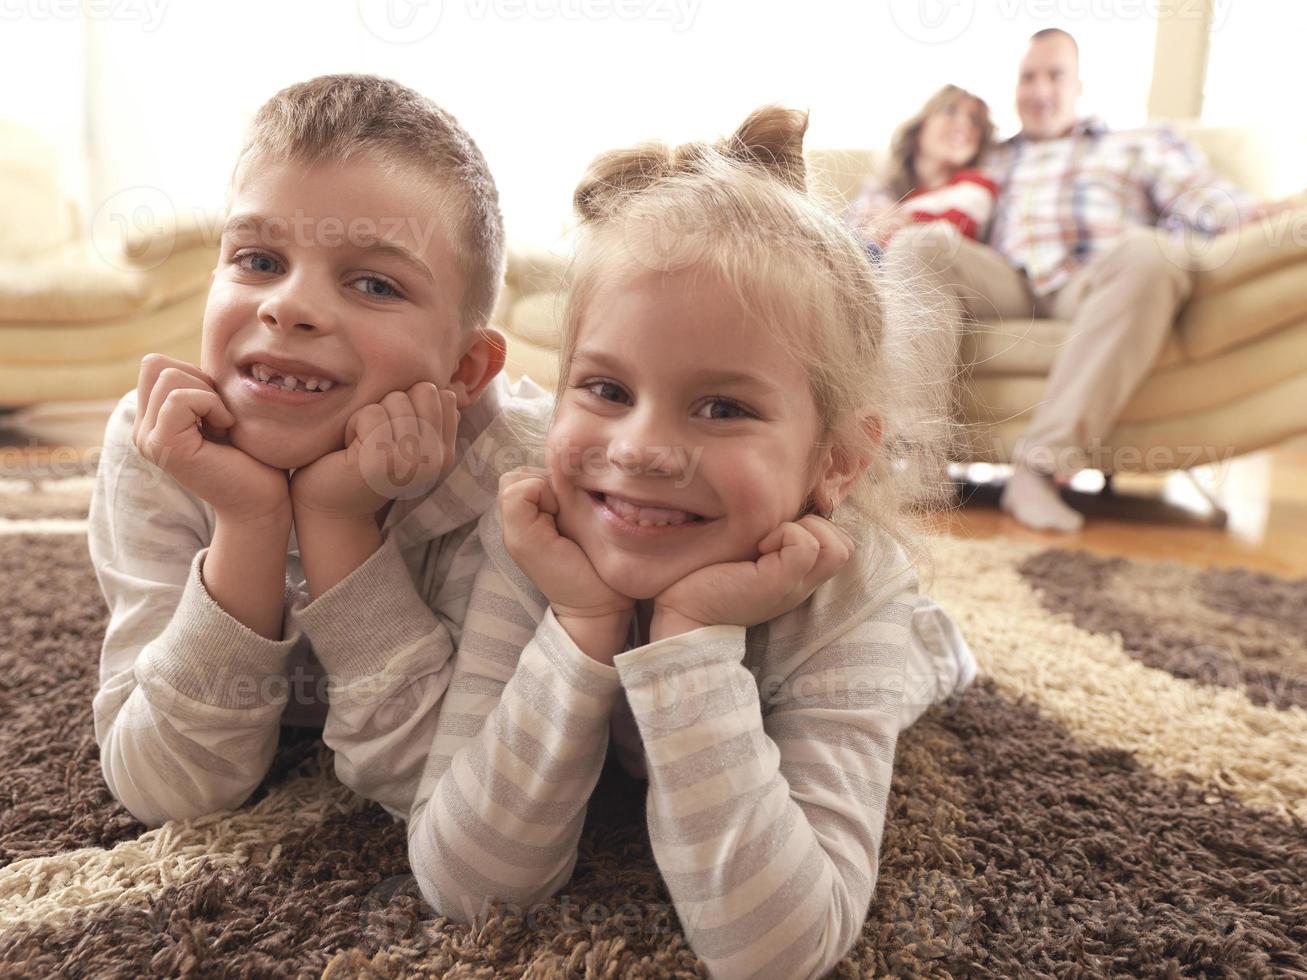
[447,327,507,408]
[815,414,882,513]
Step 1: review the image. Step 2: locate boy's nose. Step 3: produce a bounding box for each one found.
[258,281,335,334]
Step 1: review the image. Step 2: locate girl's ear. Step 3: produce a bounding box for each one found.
[447,328,508,408]
[814,414,882,513]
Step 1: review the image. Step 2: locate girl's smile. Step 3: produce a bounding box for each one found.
[547,267,831,600]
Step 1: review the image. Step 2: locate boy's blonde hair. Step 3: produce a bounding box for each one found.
[230,73,504,331]
[558,106,957,568]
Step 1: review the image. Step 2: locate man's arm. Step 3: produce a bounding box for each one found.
[1148,125,1263,235]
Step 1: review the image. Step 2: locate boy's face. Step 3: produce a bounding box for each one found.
[202,155,468,470]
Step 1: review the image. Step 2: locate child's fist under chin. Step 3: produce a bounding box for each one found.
[650,515,856,639]
[498,466,634,661]
[289,382,459,523]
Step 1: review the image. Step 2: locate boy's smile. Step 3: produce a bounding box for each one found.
[201,155,467,470]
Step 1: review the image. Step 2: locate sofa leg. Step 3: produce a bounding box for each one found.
[1180,469,1229,529]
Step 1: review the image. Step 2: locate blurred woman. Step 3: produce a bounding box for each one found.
[848,85,997,253]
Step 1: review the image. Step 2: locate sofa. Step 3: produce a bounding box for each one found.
[492,124,1307,473]
[0,121,218,406]
[7,121,1307,477]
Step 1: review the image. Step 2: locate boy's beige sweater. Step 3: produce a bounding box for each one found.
[86,373,552,826]
[88,370,972,980]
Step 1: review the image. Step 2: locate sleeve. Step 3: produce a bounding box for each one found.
[845,176,901,240]
[607,597,913,980]
[906,170,998,240]
[287,532,464,822]
[1147,125,1261,236]
[87,393,304,827]
[406,563,623,926]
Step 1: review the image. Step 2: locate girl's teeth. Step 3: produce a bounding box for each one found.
[605,494,697,526]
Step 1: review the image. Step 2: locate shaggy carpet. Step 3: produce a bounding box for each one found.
[1,475,1305,978]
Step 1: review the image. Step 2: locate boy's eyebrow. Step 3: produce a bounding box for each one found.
[221,211,434,284]
[572,347,783,394]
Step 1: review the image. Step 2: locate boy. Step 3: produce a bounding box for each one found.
[87,74,550,827]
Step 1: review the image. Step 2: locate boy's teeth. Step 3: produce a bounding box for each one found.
[249,363,334,392]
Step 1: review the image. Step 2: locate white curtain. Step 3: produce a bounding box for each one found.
[3,0,1161,248]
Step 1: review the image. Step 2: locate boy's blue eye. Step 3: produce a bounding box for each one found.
[233,251,280,274]
[230,251,404,300]
[350,275,403,300]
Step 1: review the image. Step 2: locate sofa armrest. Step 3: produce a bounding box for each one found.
[121,209,222,270]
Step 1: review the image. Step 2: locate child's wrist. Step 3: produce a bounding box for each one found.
[294,511,384,600]
[213,504,293,537]
[648,606,710,642]
[554,609,632,666]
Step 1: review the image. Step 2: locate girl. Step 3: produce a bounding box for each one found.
[402,107,976,980]
[847,84,998,253]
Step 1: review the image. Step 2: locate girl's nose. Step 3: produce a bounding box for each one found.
[608,435,686,479]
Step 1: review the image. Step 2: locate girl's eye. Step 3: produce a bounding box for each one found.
[233,250,281,274]
[694,397,753,421]
[349,275,404,300]
[579,380,631,404]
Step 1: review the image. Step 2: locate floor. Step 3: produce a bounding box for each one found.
[936,443,1307,576]
[4,400,1307,577]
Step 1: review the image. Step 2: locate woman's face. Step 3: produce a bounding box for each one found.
[917,97,985,172]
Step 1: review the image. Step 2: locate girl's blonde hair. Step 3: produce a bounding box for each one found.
[883,84,996,199]
[551,105,958,573]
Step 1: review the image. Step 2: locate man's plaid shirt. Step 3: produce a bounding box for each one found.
[983,116,1259,295]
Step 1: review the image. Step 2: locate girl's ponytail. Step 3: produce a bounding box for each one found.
[717,105,808,192]
[573,105,810,223]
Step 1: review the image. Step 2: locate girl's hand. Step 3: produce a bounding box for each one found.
[289,383,458,523]
[498,467,633,661]
[132,353,290,528]
[651,515,855,639]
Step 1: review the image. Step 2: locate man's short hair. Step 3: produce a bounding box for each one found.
[1030,27,1079,58]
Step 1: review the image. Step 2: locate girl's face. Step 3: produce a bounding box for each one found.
[917,97,985,171]
[546,268,828,601]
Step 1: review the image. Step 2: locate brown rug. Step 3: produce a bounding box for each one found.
[2,478,1305,978]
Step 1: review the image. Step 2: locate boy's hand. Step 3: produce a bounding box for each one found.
[289,383,458,523]
[650,515,855,639]
[499,467,633,662]
[132,353,290,527]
